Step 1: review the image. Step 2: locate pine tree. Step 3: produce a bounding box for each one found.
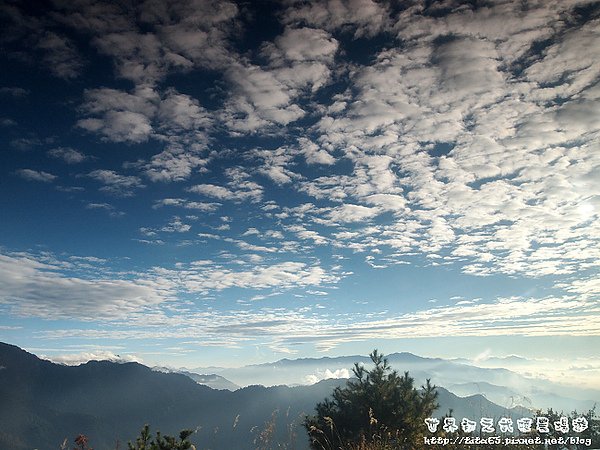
[127,425,195,450]
[304,350,438,449]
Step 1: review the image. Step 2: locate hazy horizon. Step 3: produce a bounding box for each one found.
[11,340,600,393]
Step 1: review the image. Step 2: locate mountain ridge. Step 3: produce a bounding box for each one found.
[1,341,535,450]
[191,349,599,412]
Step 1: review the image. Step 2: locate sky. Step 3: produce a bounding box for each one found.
[0,0,599,388]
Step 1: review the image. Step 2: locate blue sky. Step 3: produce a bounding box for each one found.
[0,0,599,388]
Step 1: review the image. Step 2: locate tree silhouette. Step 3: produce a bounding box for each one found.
[127,424,195,450]
[304,350,438,449]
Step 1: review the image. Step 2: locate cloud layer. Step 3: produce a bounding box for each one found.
[0,0,598,361]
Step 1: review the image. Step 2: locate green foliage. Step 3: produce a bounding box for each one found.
[304,350,439,450]
[127,424,195,450]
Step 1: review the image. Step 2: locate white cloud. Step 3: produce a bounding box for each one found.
[160,217,191,233]
[189,184,240,200]
[275,1,600,280]
[48,147,87,164]
[224,238,278,254]
[85,202,124,217]
[272,295,600,352]
[223,63,306,131]
[525,18,600,99]
[223,27,338,132]
[37,31,83,78]
[157,89,211,131]
[0,252,171,320]
[154,261,341,294]
[93,31,178,84]
[50,0,134,34]
[16,169,57,182]
[286,225,328,245]
[262,27,338,64]
[77,86,214,181]
[10,137,43,150]
[51,0,238,84]
[143,144,210,182]
[297,138,335,165]
[283,0,390,37]
[81,86,158,116]
[43,350,142,366]
[327,204,381,223]
[3,0,600,361]
[0,87,29,97]
[433,37,506,108]
[556,277,600,298]
[253,146,300,185]
[33,287,599,360]
[1,118,17,127]
[305,368,350,384]
[87,169,145,196]
[363,194,407,212]
[147,0,238,68]
[78,110,153,144]
[188,176,263,203]
[153,198,220,211]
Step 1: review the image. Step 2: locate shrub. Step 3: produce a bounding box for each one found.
[127,424,195,450]
[304,350,438,450]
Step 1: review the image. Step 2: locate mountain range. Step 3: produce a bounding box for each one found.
[0,342,593,449]
[188,352,599,412]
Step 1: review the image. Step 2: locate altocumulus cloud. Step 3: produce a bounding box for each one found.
[15,169,57,182]
[0,0,599,361]
[0,252,171,320]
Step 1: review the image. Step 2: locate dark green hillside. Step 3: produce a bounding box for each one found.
[0,343,536,449]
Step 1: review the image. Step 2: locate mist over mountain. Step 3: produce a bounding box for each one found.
[1,342,539,450]
[152,366,240,391]
[195,352,600,412]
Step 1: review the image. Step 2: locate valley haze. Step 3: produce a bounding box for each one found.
[35,344,599,414]
[2,342,550,449]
